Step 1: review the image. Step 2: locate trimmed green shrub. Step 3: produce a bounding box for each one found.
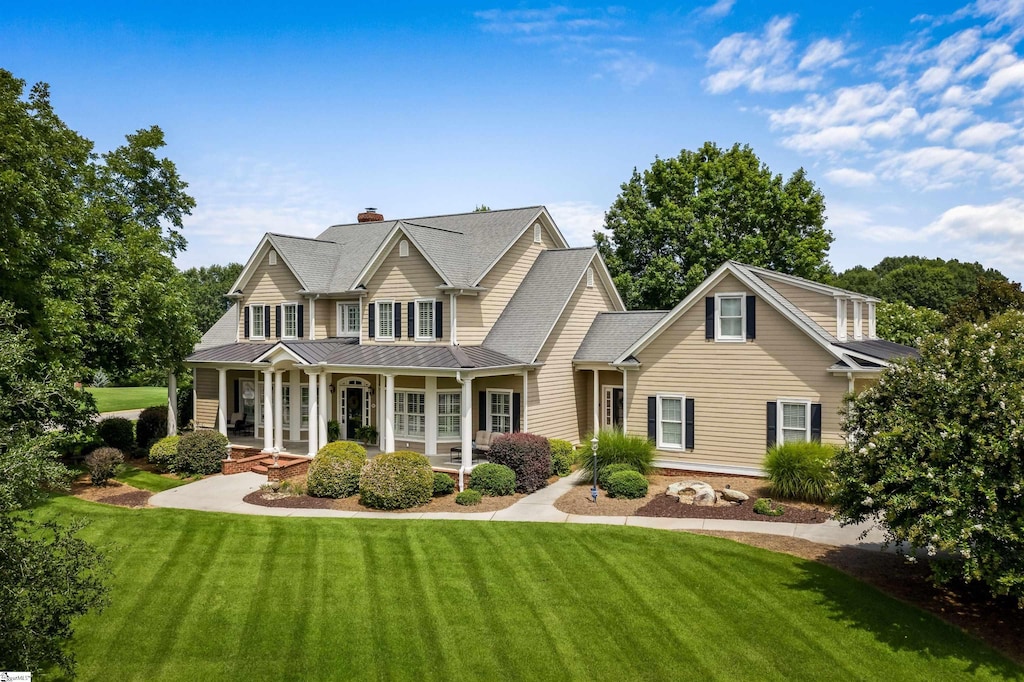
[468,463,516,496]
[456,489,482,506]
[764,441,836,503]
[97,417,135,452]
[578,429,654,481]
[86,446,123,484]
[598,462,639,489]
[327,420,341,443]
[753,498,785,516]
[487,432,550,493]
[136,405,168,450]
[148,435,180,472]
[307,441,367,498]
[359,450,433,510]
[549,438,574,477]
[432,472,455,497]
[174,430,229,475]
[606,470,649,499]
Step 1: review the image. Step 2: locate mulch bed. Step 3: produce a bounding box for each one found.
[243,491,336,509]
[242,489,524,513]
[70,480,153,508]
[98,489,153,508]
[635,494,832,523]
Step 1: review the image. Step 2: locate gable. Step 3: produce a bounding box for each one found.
[230,236,307,297]
[364,233,447,300]
[760,279,837,337]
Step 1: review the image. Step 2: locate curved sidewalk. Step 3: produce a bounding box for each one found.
[149,472,889,550]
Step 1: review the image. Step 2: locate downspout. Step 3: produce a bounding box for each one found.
[450,292,458,345]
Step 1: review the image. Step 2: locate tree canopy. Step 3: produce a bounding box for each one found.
[596,142,833,310]
[182,263,243,333]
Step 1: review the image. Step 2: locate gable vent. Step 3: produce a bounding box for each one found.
[268,250,277,266]
[358,207,384,223]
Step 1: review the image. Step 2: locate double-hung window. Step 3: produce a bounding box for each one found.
[416,299,435,341]
[376,300,394,340]
[779,400,810,443]
[657,394,685,449]
[716,294,744,341]
[250,304,266,340]
[488,391,512,433]
[437,392,461,439]
[282,385,291,428]
[300,387,309,429]
[395,391,425,439]
[282,302,298,339]
[337,303,360,337]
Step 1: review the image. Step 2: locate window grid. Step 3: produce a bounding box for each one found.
[489,391,511,433]
[395,391,425,438]
[377,301,394,340]
[300,387,309,429]
[438,392,461,439]
[780,401,809,443]
[282,385,291,428]
[337,303,360,336]
[658,395,684,448]
[283,303,298,338]
[416,300,434,340]
[251,304,265,339]
[718,296,743,339]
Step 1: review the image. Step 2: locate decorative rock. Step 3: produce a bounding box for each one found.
[721,488,749,502]
[667,481,718,506]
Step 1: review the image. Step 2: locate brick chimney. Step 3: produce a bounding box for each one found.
[357,207,384,223]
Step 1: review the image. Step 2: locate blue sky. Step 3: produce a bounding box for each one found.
[4,1,1024,279]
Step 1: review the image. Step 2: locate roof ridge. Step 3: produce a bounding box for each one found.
[400,220,465,235]
[541,246,597,252]
[268,233,339,244]
[323,205,543,229]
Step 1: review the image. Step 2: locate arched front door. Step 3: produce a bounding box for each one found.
[336,377,371,440]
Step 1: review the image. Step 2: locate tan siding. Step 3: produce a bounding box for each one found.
[457,224,556,345]
[237,244,306,342]
[194,368,219,429]
[626,273,848,471]
[854,378,877,393]
[529,271,617,443]
[362,238,449,344]
[762,279,837,337]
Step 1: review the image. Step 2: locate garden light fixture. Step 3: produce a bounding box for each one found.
[591,436,599,503]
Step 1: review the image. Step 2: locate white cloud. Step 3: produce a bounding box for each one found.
[704,16,825,93]
[954,121,1018,146]
[699,0,735,20]
[877,146,1024,189]
[595,49,658,87]
[546,200,606,246]
[825,167,876,187]
[925,197,1024,240]
[827,203,921,242]
[799,38,848,71]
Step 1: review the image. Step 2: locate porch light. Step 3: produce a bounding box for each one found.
[590,436,599,503]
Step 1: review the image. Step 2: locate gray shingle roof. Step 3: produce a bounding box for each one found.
[575,311,667,362]
[482,248,598,363]
[196,307,238,351]
[835,339,920,361]
[267,234,345,292]
[186,340,524,370]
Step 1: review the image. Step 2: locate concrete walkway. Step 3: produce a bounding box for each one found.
[98,409,144,421]
[149,472,889,550]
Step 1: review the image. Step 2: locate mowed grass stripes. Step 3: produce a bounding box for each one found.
[39,496,1021,681]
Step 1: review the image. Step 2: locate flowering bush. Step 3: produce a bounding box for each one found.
[876,300,943,347]
[359,450,433,510]
[833,311,1024,604]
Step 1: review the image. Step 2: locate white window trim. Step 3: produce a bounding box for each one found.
[375,299,395,341]
[415,298,435,341]
[281,301,299,339]
[715,292,746,342]
[394,390,426,441]
[336,302,360,337]
[867,302,877,339]
[250,303,266,340]
[603,385,623,428]
[836,298,848,341]
[533,223,542,243]
[853,300,863,340]
[487,389,513,434]
[437,391,461,440]
[776,399,811,445]
[656,394,686,450]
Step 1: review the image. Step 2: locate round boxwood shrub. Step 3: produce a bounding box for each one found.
[468,463,516,496]
[97,417,135,452]
[606,470,649,499]
[359,450,433,510]
[307,441,367,498]
[174,429,229,475]
[549,438,574,477]
[86,446,124,485]
[432,472,455,497]
[135,405,169,450]
[148,435,180,472]
[598,462,639,489]
[456,489,482,506]
[487,432,551,493]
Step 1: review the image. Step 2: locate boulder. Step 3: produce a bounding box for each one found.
[721,488,749,502]
[668,481,718,506]
[666,480,703,497]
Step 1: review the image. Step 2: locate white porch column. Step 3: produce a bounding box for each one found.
[274,370,284,451]
[262,368,274,452]
[425,376,438,456]
[306,370,319,456]
[383,374,396,453]
[460,376,473,472]
[318,370,329,447]
[621,368,629,430]
[592,368,600,434]
[521,370,529,433]
[289,370,300,442]
[167,371,178,436]
[217,368,227,437]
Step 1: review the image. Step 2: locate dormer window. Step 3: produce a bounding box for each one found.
[533,223,542,244]
[268,250,277,266]
[399,240,409,258]
[836,299,848,341]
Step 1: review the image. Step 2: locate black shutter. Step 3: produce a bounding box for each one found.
[647,396,657,442]
[478,392,487,432]
[766,402,777,449]
[264,309,271,338]
[512,393,521,432]
[408,302,415,339]
[298,304,304,337]
[368,303,375,338]
[243,306,250,338]
[275,305,282,338]
[435,301,443,339]
[685,398,695,449]
[705,297,715,339]
[811,403,822,442]
[233,380,239,413]
[394,303,401,339]
[746,295,756,340]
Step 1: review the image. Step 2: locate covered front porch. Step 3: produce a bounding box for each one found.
[226,435,490,470]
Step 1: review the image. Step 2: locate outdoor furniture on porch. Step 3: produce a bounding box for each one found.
[449,430,497,462]
[228,411,253,437]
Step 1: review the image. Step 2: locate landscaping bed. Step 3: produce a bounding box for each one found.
[243,488,525,513]
[70,480,153,508]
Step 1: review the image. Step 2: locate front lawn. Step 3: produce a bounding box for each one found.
[87,386,165,413]
[114,465,191,493]
[38,496,1020,681]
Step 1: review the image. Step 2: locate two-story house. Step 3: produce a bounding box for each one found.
[185,206,916,479]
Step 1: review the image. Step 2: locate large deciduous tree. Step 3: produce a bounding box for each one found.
[181,263,244,333]
[596,142,832,310]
